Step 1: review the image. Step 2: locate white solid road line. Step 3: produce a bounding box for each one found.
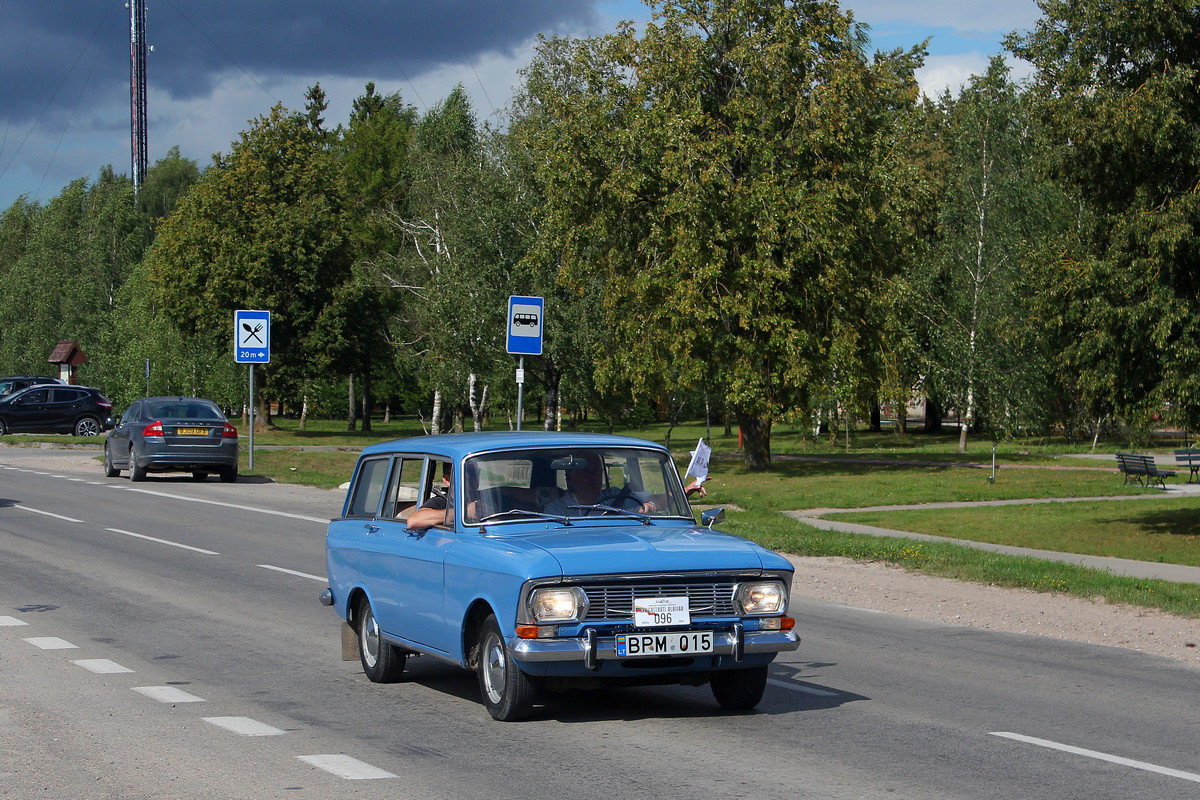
[258,564,326,582]
[106,527,219,555]
[297,754,397,780]
[991,732,1200,784]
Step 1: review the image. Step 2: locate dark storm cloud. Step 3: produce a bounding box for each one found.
[0,0,599,124]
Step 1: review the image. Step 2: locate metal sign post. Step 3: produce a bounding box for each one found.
[234,310,271,471]
[506,296,543,431]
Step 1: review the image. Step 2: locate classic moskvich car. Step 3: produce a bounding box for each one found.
[322,432,800,720]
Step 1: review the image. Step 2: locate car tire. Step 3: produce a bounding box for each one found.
[103,444,120,477]
[477,614,536,721]
[74,417,101,436]
[0,418,8,436]
[710,665,769,711]
[191,472,209,481]
[357,597,406,682]
[219,464,238,483]
[128,448,146,482]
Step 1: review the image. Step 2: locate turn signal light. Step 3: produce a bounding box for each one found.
[781,617,795,631]
[516,625,540,639]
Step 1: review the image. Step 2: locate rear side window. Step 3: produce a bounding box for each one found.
[347,457,390,518]
[51,389,85,403]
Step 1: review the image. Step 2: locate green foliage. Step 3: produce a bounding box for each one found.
[519,0,926,468]
[145,95,354,408]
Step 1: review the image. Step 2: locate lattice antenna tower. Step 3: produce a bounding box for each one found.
[129,0,148,195]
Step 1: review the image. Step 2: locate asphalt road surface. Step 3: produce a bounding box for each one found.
[2,450,1198,799]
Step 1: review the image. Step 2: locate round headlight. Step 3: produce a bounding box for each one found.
[735,582,786,616]
[529,587,587,623]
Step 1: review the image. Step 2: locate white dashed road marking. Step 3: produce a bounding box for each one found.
[106,527,219,555]
[0,616,29,626]
[992,732,1200,784]
[13,505,83,523]
[74,658,135,674]
[767,678,839,697]
[203,716,286,736]
[258,564,326,582]
[133,685,205,703]
[297,754,397,780]
[24,636,78,650]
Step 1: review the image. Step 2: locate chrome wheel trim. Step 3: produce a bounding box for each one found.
[360,607,380,669]
[482,630,506,705]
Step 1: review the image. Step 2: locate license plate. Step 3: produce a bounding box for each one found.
[616,631,713,657]
[176,427,208,435]
[633,596,690,627]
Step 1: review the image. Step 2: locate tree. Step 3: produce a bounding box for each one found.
[145,88,354,422]
[521,0,925,468]
[1007,0,1200,430]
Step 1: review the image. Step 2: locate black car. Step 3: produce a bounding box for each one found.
[0,375,63,397]
[0,385,113,436]
[104,396,239,482]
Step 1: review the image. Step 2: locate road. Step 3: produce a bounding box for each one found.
[2,449,1198,799]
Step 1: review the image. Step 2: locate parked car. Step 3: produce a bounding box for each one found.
[323,432,799,721]
[0,384,112,436]
[0,375,63,397]
[103,396,239,482]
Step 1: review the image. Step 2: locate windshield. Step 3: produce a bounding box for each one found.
[462,447,692,524]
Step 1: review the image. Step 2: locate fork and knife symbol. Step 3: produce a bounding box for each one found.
[241,322,264,344]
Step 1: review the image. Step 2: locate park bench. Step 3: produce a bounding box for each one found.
[1174,449,1200,483]
[1115,452,1176,490]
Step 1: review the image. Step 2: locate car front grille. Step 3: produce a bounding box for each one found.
[579,581,738,620]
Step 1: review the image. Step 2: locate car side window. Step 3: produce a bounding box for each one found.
[121,403,141,425]
[385,457,424,520]
[19,388,48,404]
[347,457,390,518]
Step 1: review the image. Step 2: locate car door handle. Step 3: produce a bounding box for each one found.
[363,523,379,535]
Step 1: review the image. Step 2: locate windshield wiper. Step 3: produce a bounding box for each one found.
[567,504,652,525]
[478,508,572,525]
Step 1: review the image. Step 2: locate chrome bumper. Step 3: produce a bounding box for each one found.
[508,626,799,666]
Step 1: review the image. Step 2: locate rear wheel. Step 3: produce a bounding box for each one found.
[219,464,238,483]
[191,472,209,481]
[710,665,768,711]
[128,448,146,482]
[477,614,536,721]
[357,597,406,682]
[74,417,100,436]
[103,444,120,477]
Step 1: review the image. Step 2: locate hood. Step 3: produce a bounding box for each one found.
[514,523,772,576]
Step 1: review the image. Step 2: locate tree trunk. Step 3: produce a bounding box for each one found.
[346,375,357,432]
[736,410,772,471]
[361,373,372,433]
[542,366,561,432]
[431,389,442,435]
[869,401,881,432]
[924,395,942,433]
[299,395,308,430]
[468,373,489,432]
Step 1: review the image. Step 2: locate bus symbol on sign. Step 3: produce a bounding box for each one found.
[506,296,543,355]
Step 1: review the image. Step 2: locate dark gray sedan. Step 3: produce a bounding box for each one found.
[104,397,239,482]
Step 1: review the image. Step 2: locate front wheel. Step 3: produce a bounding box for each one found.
[477,614,536,721]
[357,597,406,682]
[74,417,101,436]
[710,665,768,711]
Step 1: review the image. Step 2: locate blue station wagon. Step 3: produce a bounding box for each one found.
[323,432,799,721]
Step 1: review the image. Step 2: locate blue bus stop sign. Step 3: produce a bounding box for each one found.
[506,296,543,355]
[235,310,271,364]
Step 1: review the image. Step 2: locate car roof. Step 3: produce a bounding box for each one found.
[359,431,670,461]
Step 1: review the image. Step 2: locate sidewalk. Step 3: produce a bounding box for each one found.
[785,480,1200,585]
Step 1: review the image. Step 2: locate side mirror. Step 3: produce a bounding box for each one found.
[700,507,725,529]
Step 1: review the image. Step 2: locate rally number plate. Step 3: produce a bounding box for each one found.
[615,630,713,658]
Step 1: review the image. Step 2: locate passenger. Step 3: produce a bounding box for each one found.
[406,462,453,530]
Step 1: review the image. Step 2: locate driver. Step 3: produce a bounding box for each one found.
[544,452,657,517]
[406,461,454,530]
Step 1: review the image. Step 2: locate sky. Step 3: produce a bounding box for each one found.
[0,0,1043,210]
